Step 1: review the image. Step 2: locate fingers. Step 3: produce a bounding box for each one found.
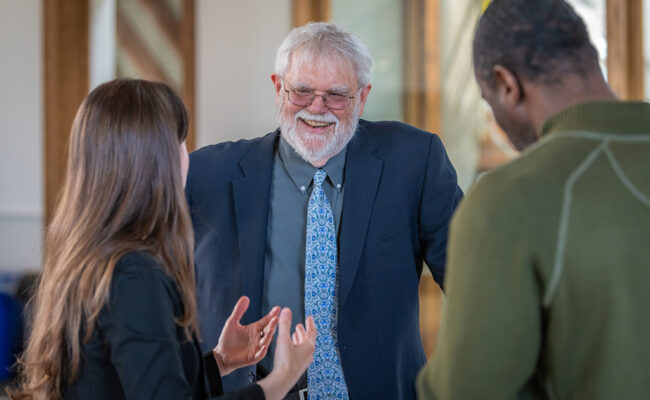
[269,305,281,318]
[227,296,250,326]
[254,324,274,361]
[252,310,280,363]
[292,323,306,344]
[303,317,316,364]
[260,306,280,335]
[292,317,316,370]
[255,305,281,329]
[259,315,279,348]
[304,316,317,342]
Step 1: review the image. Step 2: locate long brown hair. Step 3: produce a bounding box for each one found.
[9,79,198,400]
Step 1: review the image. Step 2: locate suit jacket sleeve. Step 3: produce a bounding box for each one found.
[419,133,464,287]
[203,352,265,400]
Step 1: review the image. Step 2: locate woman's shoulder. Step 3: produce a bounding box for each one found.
[115,250,161,271]
[101,251,182,329]
[110,251,178,303]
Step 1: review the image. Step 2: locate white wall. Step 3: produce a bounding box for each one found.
[90,0,116,90]
[0,1,43,272]
[331,0,404,122]
[196,0,291,147]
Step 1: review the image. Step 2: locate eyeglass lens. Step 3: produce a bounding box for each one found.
[288,90,350,110]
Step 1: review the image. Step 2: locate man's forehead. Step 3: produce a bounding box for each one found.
[286,51,356,87]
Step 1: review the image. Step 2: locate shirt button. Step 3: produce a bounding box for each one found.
[300,185,306,192]
[248,371,255,382]
[336,183,341,189]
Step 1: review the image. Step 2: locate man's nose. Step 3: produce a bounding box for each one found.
[307,94,329,113]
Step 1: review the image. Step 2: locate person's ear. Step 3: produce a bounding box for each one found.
[356,83,372,116]
[492,65,524,108]
[271,74,283,97]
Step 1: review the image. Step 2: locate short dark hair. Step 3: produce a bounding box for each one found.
[473,0,601,87]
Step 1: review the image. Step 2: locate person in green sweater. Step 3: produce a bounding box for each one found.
[417,0,650,399]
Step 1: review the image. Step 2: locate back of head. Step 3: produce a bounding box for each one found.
[10,79,197,400]
[62,78,188,241]
[275,22,373,87]
[473,0,601,87]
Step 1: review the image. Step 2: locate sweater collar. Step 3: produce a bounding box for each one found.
[540,101,650,137]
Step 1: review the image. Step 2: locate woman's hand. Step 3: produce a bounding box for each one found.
[258,308,316,400]
[213,296,280,376]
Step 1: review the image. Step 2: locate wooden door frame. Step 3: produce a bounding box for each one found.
[404,0,441,136]
[43,0,90,223]
[292,0,330,27]
[607,0,644,100]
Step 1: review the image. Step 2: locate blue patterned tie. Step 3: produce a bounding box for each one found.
[305,169,349,399]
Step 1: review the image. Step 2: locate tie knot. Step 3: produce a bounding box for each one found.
[313,169,327,187]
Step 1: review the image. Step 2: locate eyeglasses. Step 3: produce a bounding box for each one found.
[282,78,356,110]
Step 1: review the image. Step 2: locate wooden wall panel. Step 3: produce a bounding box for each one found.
[404,0,425,128]
[607,0,644,100]
[292,0,330,27]
[404,0,441,137]
[43,0,89,223]
[422,0,441,136]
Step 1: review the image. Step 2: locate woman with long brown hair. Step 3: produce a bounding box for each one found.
[8,79,315,400]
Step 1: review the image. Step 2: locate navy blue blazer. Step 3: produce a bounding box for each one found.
[186,120,463,399]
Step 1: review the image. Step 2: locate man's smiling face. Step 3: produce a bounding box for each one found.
[273,52,370,167]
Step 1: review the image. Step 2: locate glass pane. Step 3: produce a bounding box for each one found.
[115,0,185,92]
[566,0,607,78]
[331,0,404,122]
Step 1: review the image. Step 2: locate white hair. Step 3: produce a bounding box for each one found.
[274,22,373,87]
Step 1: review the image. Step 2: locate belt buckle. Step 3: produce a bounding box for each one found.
[298,388,308,400]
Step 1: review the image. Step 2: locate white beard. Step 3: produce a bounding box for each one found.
[277,102,359,165]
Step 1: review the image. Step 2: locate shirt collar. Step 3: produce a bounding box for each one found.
[278,135,346,194]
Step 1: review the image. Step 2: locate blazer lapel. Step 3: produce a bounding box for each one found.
[232,131,278,323]
[338,125,383,309]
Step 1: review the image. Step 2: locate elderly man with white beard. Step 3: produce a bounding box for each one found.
[186,22,463,400]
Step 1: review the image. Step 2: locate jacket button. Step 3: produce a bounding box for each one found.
[248,371,255,382]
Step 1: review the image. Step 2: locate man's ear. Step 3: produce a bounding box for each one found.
[492,65,524,107]
[356,84,372,117]
[271,74,283,97]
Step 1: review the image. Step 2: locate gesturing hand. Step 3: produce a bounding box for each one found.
[273,308,316,379]
[213,296,280,376]
[258,308,317,400]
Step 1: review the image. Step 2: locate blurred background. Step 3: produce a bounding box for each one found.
[1,0,648,389]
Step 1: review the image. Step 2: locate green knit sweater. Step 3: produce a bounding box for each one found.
[417,101,650,399]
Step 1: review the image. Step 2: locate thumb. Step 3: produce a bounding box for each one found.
[276,307,293,345]
[227,296,250,326]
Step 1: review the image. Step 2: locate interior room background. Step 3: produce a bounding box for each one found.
[1,0,648,358]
